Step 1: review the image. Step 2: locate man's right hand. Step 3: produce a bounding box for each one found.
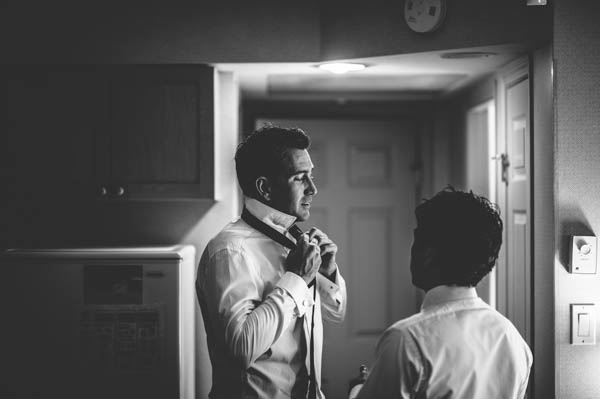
[286,233,322,285]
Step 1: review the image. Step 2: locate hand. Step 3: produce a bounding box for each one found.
[286,233,322,285]
[307,227,338,277]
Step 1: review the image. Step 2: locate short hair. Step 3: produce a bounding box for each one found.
[234,124,311,198]
[415,186,503,287]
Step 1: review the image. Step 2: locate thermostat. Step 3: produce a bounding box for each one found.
[570,235,597,274]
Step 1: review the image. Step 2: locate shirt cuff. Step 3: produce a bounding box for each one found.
[317,272,343,304]
[277,272,314,317]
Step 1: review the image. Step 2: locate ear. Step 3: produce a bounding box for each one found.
[255,176,272,202]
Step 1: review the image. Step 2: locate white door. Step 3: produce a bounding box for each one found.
[465,101,496,307]
[496,59,532,347]
[262,118,418,399]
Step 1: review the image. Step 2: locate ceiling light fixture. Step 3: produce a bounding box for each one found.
[317,62,367,74]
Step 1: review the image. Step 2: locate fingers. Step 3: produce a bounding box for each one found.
[298,233,321,252]
[307,227,325,243]
[319,242,337,256]
[307,227,333,248]
[305,228,337,257]
[294,228,339,284]
[306,238,321,256]
[295,234,322,277]
[304,249,321,282]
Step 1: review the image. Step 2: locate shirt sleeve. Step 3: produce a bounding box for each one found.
[200,246,311,368]
[355,329,425,399]
[317,263,347,323]
[518,344,534,399]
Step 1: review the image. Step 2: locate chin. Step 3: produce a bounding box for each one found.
[294,209,310,222]
[295,213,309,222]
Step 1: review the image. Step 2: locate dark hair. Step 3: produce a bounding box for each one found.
[415,186,503,287]
[234,124,310,198]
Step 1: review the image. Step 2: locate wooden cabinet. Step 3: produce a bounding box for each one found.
[97,65,214,200]
[1,65,215,202]
[1,66,100,201]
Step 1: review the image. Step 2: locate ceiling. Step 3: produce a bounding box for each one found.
[216,44,527,101]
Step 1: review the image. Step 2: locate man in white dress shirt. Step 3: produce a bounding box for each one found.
[357,187,532,399]
[196,125,347,398]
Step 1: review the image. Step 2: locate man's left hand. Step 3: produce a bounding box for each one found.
[307,227,338,277]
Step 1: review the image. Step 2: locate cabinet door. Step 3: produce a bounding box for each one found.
[97,65,214,200]
[1,66,100,200]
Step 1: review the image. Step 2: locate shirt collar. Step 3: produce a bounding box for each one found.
[244,197,297,234]
[421,285,478,311]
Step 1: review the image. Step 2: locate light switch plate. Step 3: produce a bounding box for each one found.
[569,235,597,274]
[571,304,596,345]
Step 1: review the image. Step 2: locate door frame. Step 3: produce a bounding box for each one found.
[530,45,555,399]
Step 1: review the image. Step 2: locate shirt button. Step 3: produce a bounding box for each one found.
[303,299,310,307]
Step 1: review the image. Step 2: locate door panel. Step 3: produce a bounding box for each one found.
[261,118,418,399]
[496,59,531,355]
[349,207,392,336]
[506,76,531,345]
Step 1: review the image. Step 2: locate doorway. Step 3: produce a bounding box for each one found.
[258,117,419,399]
[225,46,549,398]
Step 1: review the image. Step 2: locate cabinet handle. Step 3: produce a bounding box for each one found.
[99,186,108,197]
[115,186,125,197]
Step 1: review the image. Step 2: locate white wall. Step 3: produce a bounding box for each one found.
[554,2,600,397]
[183,71,241,398]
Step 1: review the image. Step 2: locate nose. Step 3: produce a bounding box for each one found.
[306,176,317,195]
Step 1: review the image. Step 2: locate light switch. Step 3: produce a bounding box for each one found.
[571,304,596,345]
[578,313,590,336]
[569,236,597,274]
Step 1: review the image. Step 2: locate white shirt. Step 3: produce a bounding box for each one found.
[357,285,532,399]
[197,198,347,399]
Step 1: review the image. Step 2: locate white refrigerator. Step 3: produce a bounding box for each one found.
[0,245,196,399]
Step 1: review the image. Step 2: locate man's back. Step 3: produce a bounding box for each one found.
[357,286,532,399]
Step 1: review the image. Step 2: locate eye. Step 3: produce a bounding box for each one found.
[293,174,315,183]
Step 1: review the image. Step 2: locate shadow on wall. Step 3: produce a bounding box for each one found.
[558,204,594,273]
[1,195,216,249]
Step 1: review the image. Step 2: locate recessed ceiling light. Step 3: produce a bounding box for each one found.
[317,62,367,74]
[440,51,498,59]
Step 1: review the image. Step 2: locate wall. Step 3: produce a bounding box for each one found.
[320,0,552,60]
[0,1,551,64]
[554,1,600,398]
[0,1,321,63]
[185,71,241,398]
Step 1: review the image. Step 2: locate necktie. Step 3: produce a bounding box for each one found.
[241,208,318,398]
